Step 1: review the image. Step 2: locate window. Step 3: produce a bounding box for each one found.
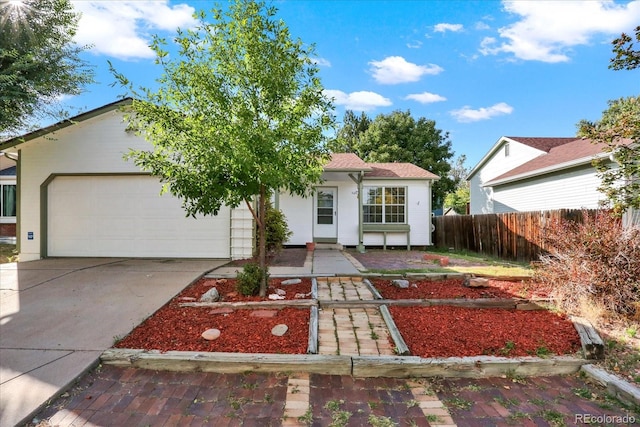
[363,186,405,223]
[0,184,16,217]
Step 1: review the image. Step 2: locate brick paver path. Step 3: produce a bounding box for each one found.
[26,275,638,426]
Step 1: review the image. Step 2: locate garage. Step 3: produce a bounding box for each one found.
[47,175,231,258]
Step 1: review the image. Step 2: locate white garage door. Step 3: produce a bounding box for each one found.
[48,175,230,258]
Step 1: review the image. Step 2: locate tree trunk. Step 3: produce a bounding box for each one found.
[258,184,268,297]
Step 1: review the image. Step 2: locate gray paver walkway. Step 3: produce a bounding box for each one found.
[311,249,360,275]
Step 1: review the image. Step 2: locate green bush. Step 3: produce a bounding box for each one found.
[264,202,292,256]
[236,262,269,296]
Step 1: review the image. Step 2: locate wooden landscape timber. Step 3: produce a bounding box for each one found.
[179,300,317,309]
[581,364,640,406]
[101,349,353,375]
[571,316,605,360]
[308,305,319,354]
[100,349,589,379]
[351,355,590,378]
[379,305,410,356]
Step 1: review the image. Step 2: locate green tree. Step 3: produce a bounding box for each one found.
[111,0,333,296]
[0,0,93,137]
[443,185,469,214]
[328,110,371,153]
[354,110,455,208]
[577,96,640,213]
[610,25,640,71]
[443,154,470,214]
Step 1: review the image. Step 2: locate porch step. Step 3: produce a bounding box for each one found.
[314,243,344,250]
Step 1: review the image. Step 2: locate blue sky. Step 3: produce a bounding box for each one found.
[63,0,640,168]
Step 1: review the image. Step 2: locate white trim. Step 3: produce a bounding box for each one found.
[483,153,607,187]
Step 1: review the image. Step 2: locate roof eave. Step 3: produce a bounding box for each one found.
[0,98,133,151]
[482,153,608,187]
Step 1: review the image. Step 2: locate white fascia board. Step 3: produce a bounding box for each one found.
[466,136,518,180]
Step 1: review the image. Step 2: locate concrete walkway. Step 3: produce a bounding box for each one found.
[211,248,362,277]
[0,258,225,427]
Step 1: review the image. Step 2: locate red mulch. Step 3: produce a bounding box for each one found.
[115,307,309,353]
[373,278,550,300]
[390,306,581,358]
[181,277,312,302]
[113,277,311,353]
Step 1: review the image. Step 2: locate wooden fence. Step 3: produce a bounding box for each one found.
[433,209,597,262]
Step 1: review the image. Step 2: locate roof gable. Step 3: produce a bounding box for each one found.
[484,138,609,186]
[324,153,371,171]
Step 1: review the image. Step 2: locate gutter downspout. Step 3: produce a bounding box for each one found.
[348,171,365,253]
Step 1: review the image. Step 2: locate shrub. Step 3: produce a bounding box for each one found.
[264,201,292,257]
[236,262,269,296]
[535,210,640,320]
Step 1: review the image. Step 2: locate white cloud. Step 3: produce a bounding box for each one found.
[481,0,640,63]
[434,23,464,33]
[405,92,447,104]
[406,40,423,49]
[475,21,491,31]
[450,102,513,122]
[324,90,392,111]
[313,57,332,67]
[368,56,443,85]
[72,1,196,60]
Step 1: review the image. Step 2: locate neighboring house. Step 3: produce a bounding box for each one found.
[0,99,438,261]
[0,152,17,237]
[467,136,614,214]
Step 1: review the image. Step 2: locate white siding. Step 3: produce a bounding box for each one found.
[469,139,545,214]
[278,191,313,245]
[491,166,608,213]
[17,110,251,260]
[280,178,433,247]
[362,179,433,247]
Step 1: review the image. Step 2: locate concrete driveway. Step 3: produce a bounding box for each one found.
[0,257,226,427]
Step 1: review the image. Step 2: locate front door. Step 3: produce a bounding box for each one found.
[313,187,337,242]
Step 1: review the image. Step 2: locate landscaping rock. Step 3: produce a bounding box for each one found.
[465,277,489,288]
[391,279,410,289]
[281,278,302,285]
[268,294,285,300]
[271,324,288,336]
[251,310,278,318]
[275,288,286,296]
[294,292,310,299]
[209,307,234,315]
[201,328,221,340]
[200,287,220,302]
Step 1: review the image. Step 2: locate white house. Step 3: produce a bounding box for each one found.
[467,136,615,214]
[0,99,438,261]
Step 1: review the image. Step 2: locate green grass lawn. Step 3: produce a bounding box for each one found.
[0,243,17,263]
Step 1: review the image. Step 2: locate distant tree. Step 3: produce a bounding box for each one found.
[0,0,93,137]
[443,154,470,214]
[577,96,640,214]
[443,185,469,214]
[610,25,640,71]
[328,110,371,153]
[111,0,334,296]
[354,110,455,208]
